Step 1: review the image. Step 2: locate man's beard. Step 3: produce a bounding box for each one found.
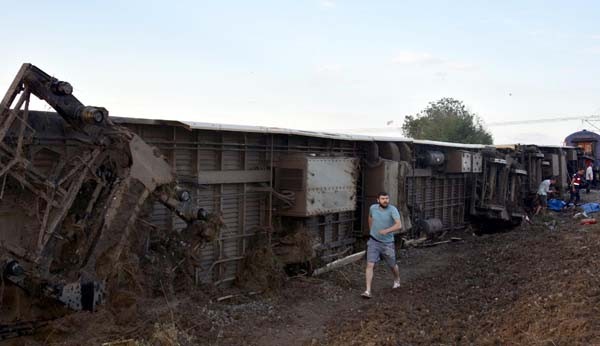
[378,202,388,208]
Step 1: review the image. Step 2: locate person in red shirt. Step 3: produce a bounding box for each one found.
[569,168,585,205]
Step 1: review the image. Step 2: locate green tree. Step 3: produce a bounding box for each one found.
[401,98,493,144]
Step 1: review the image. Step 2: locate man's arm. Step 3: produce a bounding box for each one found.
[368,215,373,231]
[378,218,402,235]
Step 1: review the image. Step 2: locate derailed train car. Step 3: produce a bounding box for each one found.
[0,64,580,338]
[111,122,575,282]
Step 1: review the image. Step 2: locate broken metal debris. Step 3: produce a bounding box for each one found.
[0,64,210,334]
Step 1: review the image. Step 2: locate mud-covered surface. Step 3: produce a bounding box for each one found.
[324,224,600,345]
[6,196,600,346]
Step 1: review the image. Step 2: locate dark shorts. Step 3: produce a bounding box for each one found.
[537,194,547,207]
[366,238,396,268]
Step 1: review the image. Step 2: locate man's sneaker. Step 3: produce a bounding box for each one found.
[361,291,372,299]
[392,280,401,289]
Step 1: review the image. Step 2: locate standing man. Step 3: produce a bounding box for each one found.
[362,192,402,299]
[569,168,585,205]
[535,176,556,215]
[586,162,594,193]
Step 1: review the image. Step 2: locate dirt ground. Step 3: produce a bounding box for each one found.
[5,193,600,346]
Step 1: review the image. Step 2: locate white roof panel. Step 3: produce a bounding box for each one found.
[112,116,502,149]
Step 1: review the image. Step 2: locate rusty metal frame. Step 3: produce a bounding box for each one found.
[0,85,105,262]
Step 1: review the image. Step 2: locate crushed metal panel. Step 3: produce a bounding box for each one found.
[129,135,174,191]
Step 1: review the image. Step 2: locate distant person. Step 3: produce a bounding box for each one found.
[535,176,557,215]
[362,192,402,299]
[569,168,585,205]
[586,162,594,193]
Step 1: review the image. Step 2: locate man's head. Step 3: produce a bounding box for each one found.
[550,176,557,184]
[578,168,585,175]
[377,192,390,208]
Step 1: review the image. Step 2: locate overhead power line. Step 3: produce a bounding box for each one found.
[487,115,600,126]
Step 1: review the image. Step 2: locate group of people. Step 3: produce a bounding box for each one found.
[535,162,594,214]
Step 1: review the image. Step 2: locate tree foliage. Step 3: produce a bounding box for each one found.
[401,98,493,144]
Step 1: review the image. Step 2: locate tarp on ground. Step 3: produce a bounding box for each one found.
[581,202,600,215]
[548,199,567,211]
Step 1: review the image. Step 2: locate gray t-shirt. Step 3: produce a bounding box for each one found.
[369,204,401,243]
[537,179,551,196]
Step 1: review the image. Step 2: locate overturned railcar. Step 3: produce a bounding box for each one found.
[110,119,550,283]
[0,64,582,337]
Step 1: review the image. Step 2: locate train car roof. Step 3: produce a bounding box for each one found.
[535,144,578,149]
[111,116,488,149]
[495,144,578,150]
[112,116,412,142]
[25,112,498,150]
[26,111,576,151]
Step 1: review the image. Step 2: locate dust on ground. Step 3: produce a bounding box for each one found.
[5,193,600,346]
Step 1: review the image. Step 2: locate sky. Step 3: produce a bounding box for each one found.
[1,0,600,145]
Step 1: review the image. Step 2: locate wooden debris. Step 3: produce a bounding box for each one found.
[312,250,366,276]
[403,237,427,247]
[422,240,451,247]
[423,237,464,247]
[403,237,464,248]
